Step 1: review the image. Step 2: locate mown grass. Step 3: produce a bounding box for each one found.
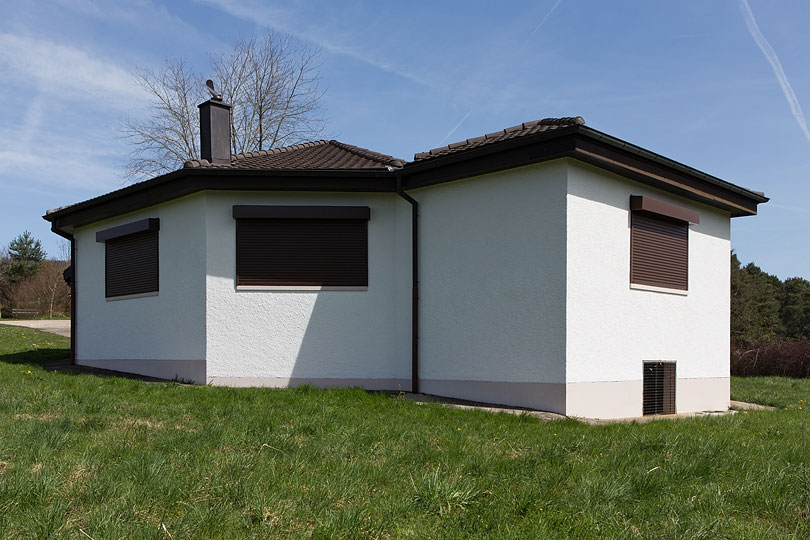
[0,325,808,539]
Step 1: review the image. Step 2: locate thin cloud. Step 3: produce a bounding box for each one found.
[0,33,147,192]
[198,0,436,89]
[0,147,121,193]
[52,0,216,50]
[0,33,145,107]
[438,0,564,146]
[738,0,810,145]
[19,94,46,151]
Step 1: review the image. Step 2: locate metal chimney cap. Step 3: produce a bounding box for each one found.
[205,79,223,101]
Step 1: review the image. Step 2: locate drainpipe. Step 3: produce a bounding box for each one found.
[392,167,419,394]
[52,227,76,364]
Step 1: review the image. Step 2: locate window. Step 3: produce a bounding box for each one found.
[233,206,370,288]
[96,218,159,299]
[629,195,699,291]
[643,361,676,415]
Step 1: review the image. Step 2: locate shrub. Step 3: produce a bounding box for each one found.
[731,340,810,378]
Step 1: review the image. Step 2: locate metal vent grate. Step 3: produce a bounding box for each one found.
[643,361,676,415]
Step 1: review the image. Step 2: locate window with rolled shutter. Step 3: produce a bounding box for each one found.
[630,195,698,291]
[96,218,160,299]
[630,213,688,290]
[233,206,369,288]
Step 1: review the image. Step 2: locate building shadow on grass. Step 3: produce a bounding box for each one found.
[0,349,69,367]
[0,350,168,382]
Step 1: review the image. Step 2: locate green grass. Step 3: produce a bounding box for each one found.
[0,325,809,539]
[731,377,810,410]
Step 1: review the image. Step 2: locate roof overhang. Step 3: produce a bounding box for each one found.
[44,124,767,234]
[44,168,396,234]
[400,125,767,217]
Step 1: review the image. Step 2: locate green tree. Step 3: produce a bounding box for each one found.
[780,277,810,340]
[3,231,45,284]
[730,252,785,347]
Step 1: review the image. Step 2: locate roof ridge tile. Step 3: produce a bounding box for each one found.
[231,140,330,162]
[328,140,405,167]
[412,116,586,162]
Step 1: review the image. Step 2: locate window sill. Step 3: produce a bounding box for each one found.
[106,291,159,301]
[630,283,688,296]
[236,285,368,292]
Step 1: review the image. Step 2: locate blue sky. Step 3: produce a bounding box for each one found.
[1,0,808,279]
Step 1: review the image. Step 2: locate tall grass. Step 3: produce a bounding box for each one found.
[0,326,808,538]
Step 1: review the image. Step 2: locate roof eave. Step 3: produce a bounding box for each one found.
[572,126,764,217]
[575,126,768,205]
[401,125,765,217]
[44,167,397,232]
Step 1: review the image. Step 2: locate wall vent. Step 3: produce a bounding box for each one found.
[643,361,676,415]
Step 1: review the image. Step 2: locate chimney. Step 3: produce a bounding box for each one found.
[198,81,231,164]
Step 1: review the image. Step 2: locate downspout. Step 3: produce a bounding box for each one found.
[52,227,76,364]
[392,167,419,394]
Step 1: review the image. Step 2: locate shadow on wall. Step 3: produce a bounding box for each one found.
[204,287,411,390]
[203,193,413,390]
[290,289,410,390]
[569,162,731,242]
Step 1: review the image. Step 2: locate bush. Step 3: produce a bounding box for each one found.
[731,340,810,378]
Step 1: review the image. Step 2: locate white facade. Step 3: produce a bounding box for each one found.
[71,158,734,419]
[203,191,412,389]
[415,161,568,411]
[410,158,731,417]
[73,191,413,389]
[73,194,208,382]
[564,161,730,418]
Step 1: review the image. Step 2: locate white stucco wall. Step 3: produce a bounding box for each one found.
[203,191,412,387]
[69,156,735,418]
[414,161,568,409]
[564,160,731,418]
[74,194,207,382]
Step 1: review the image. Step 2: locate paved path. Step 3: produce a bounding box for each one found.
[403,393,774,423]
[0,319,70,337]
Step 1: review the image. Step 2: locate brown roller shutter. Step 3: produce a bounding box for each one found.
[630,212,688,290]
[105,230,159,298]
[236,218,368,287]
[643,361,676,415]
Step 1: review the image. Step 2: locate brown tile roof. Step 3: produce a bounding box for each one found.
[412,116,585,162]
[184,140,405,170]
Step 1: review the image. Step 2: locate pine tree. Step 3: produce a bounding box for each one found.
[3,231,45,283]
[781,277,810,340]
[730,252,785,347]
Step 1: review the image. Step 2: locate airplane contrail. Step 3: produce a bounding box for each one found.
[437,0,564,146]
[739,0,810,145]
[526,0,563,42]
[438,110,472,146]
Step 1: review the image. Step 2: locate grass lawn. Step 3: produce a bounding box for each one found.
[1,326,809,539]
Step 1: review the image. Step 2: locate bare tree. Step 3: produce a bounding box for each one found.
[10,260,71,319]
[0,245,10,318]
[121,60,205,179]
[56,238,71,263]
[212,34,324,155]
[121,33,324,179]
